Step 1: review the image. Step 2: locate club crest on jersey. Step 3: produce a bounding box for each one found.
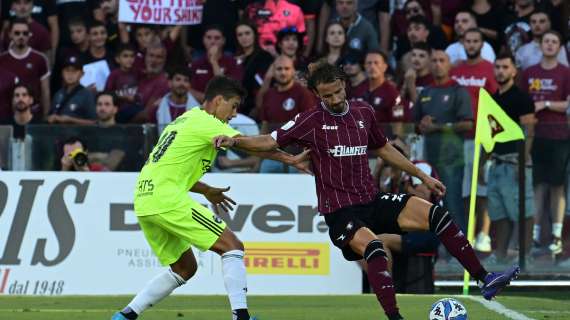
[322,124,338,130]
[282,98,296,111]
[329,145,367,157]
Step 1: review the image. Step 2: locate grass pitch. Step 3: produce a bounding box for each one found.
[0,293,568,319]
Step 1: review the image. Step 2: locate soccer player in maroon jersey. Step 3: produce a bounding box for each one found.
[213,64,519,320]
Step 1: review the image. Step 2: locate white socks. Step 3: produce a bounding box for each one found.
[222,250,248,311]
[553,223,563,239]
[124,251,248,318]
[128,268,186,314]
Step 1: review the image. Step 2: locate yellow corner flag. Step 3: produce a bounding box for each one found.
[475,88,525,152]
[463,88,525,295]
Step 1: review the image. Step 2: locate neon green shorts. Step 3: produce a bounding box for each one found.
[137,199,227,266]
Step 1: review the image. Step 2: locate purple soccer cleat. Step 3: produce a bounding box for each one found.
[479,265,520,300]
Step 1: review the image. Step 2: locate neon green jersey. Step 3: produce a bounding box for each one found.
[134,108,240,216]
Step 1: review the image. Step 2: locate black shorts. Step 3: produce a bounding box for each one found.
[531,137,570,186]
[324,192,412,261]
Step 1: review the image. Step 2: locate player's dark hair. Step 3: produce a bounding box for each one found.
[307,63,346,92]
[464,27,484,41]
[411,41,431,54]
[96,91,119,107]
[495,52,516,65]
[204,76,246,102]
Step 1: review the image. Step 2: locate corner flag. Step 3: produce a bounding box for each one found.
[475,88,525,153]
[463,88,525,295]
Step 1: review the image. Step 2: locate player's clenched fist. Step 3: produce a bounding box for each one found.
[213,135,236,149]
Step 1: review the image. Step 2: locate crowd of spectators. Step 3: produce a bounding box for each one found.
[0,0,569,264]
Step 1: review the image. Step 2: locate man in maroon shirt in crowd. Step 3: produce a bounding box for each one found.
[131,41,169,123]
[190,25,243,102]
[401,42,433,104]
[342,50,368,101]
[450,27,498,253]
[0,69,18,124]
[259,55,316,173]
[364,50,412,138]
[105,44,140,119]
[214,63,519,320]
[3,0,51,56]
[150,66,200,133]
[0,18,50,117]
[520,30,570,255]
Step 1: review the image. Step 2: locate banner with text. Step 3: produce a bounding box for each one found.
[119,0,203,25]
[0,172,361,295]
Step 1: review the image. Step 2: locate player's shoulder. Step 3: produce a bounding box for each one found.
[349,99,375,115]
[295,107,324,122]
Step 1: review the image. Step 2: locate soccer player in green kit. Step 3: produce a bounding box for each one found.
[112,76,309,320]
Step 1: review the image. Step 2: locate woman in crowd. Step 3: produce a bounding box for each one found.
[318,21,348,66]
[234,20,274,117]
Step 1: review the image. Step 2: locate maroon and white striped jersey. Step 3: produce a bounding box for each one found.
[272,100,388,214]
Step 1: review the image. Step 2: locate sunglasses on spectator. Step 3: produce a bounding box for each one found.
[13,31,30,36]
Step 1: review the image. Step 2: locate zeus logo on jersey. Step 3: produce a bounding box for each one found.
[322,124,338,130]
[328,145,367,157]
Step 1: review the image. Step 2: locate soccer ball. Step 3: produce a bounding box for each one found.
[428,298,468,320]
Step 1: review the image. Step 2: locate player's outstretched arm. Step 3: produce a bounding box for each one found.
[213,135,312,174]
[213,134,279,152]
[373,143,446,197]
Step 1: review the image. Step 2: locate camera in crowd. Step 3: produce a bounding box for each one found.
[69,148,89,167]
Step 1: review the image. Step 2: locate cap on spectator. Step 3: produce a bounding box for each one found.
[340,50,365,66]
[62,55,84,70]
[276,26,304,44]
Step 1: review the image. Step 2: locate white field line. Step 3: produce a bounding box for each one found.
[463,296,536,320]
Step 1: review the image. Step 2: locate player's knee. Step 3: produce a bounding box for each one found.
[178,267,197,281]
[171,257,198,281]
[170,266,194,283]
[429,204,452,235]
[363,239,387,262]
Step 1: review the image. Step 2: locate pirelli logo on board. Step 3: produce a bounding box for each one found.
[244,242,330,275]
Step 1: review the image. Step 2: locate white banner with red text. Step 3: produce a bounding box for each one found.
[0,172,361,295]
[119,0,203,25]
